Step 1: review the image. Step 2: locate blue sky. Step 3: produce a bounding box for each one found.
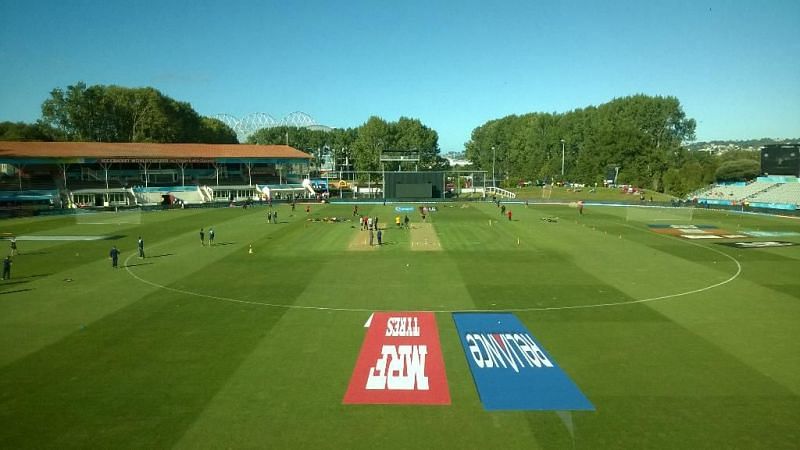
[1,0,798,151]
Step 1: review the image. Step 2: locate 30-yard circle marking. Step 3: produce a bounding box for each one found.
[123,233,742,313]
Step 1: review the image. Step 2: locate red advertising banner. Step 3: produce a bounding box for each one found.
[343,312,450,405]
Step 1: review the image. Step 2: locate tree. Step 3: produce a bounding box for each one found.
[247,126,335,153]
[352,116,391,173]
[249,116,443,176]
[199,117,238,144]
[464,94,698,193]
[0,122,54,141]
[393,117,440,169]
[39,82,237,143]
[714,159,760,182]
[40,82,89,141]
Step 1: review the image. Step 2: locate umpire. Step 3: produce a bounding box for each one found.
[2,256,11,280]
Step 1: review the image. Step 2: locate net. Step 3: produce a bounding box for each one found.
[74,209,143,225]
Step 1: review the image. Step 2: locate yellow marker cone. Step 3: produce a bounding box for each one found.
[248,244,253,254]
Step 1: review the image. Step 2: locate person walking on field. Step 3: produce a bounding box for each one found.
[209,228,215,245]
[137,236,145,258]
[200,228,205,246]
[10,237,18,256]
[2,256,11,280]
[109,246,120,268]
[507,210,512,221]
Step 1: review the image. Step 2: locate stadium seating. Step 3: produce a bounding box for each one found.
[695,182,775,203]
[748,183,800,206]
[694,180,800,208]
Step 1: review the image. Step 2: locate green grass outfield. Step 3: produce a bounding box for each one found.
[0,202,798,449]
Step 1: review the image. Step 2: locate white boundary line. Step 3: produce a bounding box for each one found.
[124,262,376,312]
[122,210,743,313]
[2,235,111,241]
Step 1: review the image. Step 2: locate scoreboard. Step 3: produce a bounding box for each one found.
[761,145,800,176]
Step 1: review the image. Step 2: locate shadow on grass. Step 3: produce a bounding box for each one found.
[0,288,33,295]
[147,253,174,259]
[124,262,154,268]
[211,242,235,246]
[12,273,51,280]
[1,279,32,287]
[0,273,304,448]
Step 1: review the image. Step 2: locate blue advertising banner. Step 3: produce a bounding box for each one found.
[748,202,797,211]
[395,206,415,212]
[702,199,733,206]
[452,312,594,411]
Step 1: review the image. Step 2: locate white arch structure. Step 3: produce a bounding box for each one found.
[214,112,333,142]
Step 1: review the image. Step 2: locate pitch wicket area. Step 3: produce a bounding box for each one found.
[410,222,442,251]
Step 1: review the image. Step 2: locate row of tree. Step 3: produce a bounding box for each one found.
[1,82,237,144]
[464,94,768,196]
[247,116,449,172]
[1,82,447,176]
[465,95,696,190]
[0,121,53,141]
[1,84,769,196]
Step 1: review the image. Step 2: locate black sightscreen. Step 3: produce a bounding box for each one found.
[384,172,444,199]
[396,183,432,198]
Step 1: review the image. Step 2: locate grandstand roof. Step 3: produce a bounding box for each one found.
[0,141,312,163]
